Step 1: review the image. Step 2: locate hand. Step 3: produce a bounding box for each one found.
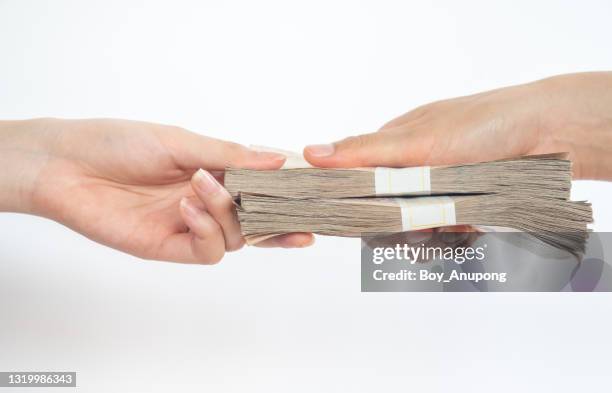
[304,71,612,180]
[0,118,313,264]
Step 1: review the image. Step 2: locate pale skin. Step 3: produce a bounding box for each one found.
[304,71,612,237]
[0,118,314,264]
[305,72,612,181]
[2,72,611,264]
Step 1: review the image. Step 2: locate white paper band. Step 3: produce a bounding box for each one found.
[395,196,456,231]
[375,167,431,195]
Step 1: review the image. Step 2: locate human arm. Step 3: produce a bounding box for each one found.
[304,71,612,180]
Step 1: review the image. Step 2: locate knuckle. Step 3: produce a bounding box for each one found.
[411,101,447,123]
[211,187,233,204]
[199,218,221,238]
[199,191,233,216]
[338,134,372,151]
[225,142,250,167]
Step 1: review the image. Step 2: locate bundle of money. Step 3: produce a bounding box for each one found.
[227,152,592,254]
[226,154,571,199]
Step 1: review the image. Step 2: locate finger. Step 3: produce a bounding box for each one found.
[191,169,244,251]
[379,115,409,131]
[158,197,226,264]
[378,104,434,131]
[157,127,286,170]
[254,233,315,248]
[435,225,480,247]
[303,126,436,168]
[436,225,478,233]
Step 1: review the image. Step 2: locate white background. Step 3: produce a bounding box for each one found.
[2,0,612,391]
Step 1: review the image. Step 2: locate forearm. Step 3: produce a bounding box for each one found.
[0,119,54,214]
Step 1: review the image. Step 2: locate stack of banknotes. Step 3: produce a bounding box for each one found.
[226,151,592,254]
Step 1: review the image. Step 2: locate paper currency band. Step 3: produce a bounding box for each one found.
[375,167,431,195]
[394,196,456,231]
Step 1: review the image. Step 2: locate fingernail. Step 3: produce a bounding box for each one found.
[180,197,199,219]
[300,235,315,248]
[305,144,335,157]
[255,151,286,162]
[193,169,221,195]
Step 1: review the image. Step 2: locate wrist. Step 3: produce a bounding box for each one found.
[531,72,612,180]
[0,119,59,215]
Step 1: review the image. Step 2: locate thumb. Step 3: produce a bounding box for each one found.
[303,127,435,168]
